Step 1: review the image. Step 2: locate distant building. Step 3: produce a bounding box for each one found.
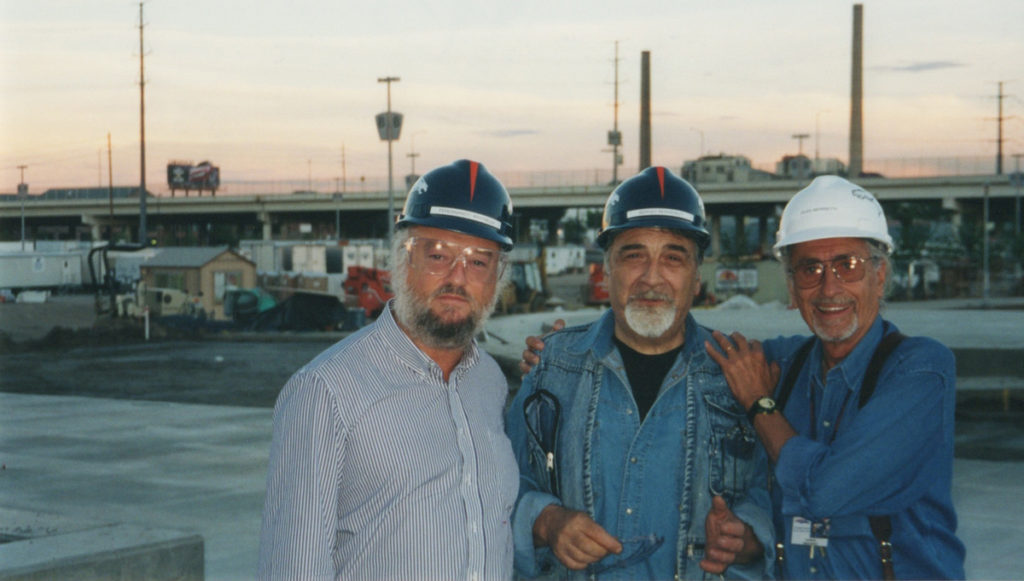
[775,155,848,180]
[812,157,847,176]
[139,246,256,320]
[776,154,814,180]
[681,154,774,184]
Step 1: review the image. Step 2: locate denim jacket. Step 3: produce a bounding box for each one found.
[506,311,774,580]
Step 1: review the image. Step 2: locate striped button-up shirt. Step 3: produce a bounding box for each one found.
[258,304,518,581]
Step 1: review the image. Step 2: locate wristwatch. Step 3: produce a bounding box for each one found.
[746,396,777,423]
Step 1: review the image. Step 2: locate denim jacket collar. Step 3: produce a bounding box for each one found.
[566,308,703,367]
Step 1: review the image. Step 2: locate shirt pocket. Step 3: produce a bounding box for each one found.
[703,394,758,504]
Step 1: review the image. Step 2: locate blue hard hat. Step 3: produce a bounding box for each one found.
[396,159,514,250]
[597,166,709,250]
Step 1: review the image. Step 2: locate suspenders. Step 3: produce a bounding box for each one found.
[774,330,906,580]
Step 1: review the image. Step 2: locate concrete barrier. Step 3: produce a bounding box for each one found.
[0,519,203,581]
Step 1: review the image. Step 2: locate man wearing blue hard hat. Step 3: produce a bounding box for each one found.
[259,160,520,580]
[506,166,774,580]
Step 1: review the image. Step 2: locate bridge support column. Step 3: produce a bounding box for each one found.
[759,215,771,256]
[943,196,962,229]
[735,215,747,255]
[710,214,722,259]
[258,211,272,241]
[80,214,103,242]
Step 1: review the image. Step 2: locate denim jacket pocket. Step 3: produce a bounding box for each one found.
[703,394,757,504]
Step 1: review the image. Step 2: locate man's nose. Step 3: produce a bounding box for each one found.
[819,264,843,295]
[444,254,469,283]
[639,260,665,284]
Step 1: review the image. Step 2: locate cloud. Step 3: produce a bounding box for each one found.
[873,61,967,73]
[479,129,541,138]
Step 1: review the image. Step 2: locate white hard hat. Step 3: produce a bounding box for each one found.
[773,175,893,260]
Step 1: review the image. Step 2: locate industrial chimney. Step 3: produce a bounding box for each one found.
[640,51,652,170]
[849,3,864,178]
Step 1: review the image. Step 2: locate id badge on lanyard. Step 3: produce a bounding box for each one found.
[792,516,830,559]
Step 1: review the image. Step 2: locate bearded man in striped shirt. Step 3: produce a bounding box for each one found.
[258,160,519,581]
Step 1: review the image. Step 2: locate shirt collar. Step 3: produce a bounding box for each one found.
[816,315,887,392]
[376,300,480,380]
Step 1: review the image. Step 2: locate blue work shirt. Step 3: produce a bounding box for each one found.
[763,317,966,580]
[506,310,774,580]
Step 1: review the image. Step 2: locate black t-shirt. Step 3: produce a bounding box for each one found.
[612,335,683,421]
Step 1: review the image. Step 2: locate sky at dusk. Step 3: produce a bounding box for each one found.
[1,0,1021,195]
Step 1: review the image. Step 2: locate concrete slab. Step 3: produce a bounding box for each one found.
[0,391,1021,579]
[0,393,269,581]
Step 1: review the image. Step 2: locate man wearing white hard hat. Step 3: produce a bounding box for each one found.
[705,175,966,579]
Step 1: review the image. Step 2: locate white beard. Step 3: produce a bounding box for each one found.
[624,301,677,338]
[812,313,859,344]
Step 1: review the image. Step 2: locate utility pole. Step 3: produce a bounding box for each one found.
[17,165,27,251]
[340,144,347,194]
[108,133,114,241]
[815,109,829,167]
[407,136,421,176]
[792,133,810,156]
[607,40,623,184]
[996,81,1005,175]
[137,2,148,245]
[1013,153,1023,236]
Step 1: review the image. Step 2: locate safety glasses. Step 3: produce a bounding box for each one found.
[789,254,877,289]
[404,236,506,283]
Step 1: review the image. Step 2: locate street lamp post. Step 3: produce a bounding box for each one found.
[377,76,401,241]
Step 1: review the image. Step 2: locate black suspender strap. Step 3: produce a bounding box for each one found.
[862,330,905,581]
[859,331,907,408]
[774,337,815,412]
[774,330,907,580]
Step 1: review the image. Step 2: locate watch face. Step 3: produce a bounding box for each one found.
[759,397,776,411]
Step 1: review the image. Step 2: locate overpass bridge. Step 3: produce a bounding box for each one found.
[1,174,1020,257]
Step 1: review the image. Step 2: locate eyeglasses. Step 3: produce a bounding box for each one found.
[788,254,877,289]
[404,236,506,283]
[587,534,664,575]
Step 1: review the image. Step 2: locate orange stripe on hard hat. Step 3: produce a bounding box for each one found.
[656,166,666,198]
[469,161,479,201]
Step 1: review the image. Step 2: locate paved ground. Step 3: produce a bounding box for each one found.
[1,287,1023,579]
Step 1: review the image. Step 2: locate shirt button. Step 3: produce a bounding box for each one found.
[626,409,633,415]
[630,457,638,463]
[810,566,818,574]
[625,508,633,515]
[823,421,831,428]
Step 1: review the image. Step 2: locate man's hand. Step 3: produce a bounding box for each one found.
[519,319,566,376]
[704,330,780,411]
[533,505,622,570]
[700,496,763,575]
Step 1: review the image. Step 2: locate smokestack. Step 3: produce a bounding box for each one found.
[849,3,864,178]
[640,51,651,170]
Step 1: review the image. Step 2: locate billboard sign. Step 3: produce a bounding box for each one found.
[167,161,220,195]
